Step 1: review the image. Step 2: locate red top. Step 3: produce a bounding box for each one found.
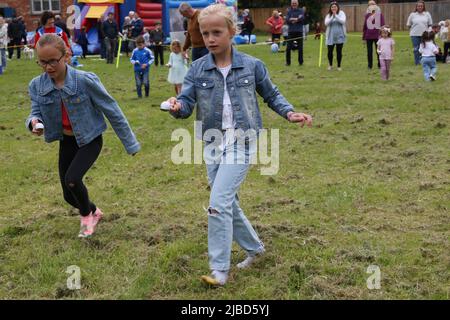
[34,26,70,48]
[61,102,72,132]
[265,16,284,35]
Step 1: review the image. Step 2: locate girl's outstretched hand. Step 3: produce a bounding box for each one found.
[31,119,44,136]
[287,111,313,127]
[168,97,181,112]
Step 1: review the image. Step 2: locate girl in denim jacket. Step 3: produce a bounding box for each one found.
[27,34,140,238]
[164,4,312,286]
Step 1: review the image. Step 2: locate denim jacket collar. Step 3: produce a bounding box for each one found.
[203,47,245,71]
[39,64,77,96]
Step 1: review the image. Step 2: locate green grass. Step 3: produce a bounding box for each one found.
[0,32,449,299]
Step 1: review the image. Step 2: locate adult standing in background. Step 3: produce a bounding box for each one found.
[179,2,208,61]
[265,10,284,44]
[366,0,381,13]
[7,18,23,59]
[363,2,385,70]
[285,0,304,66]
[18,16,28,46]
[302,6,310,41]
[324,1,347,71]
[122,16,132,57]
[102,12,119,64]
[129,12,144,51]
[406,1,432,65]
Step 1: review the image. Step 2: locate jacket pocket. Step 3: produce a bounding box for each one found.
[194,78,215,89]
[236,74,255,87]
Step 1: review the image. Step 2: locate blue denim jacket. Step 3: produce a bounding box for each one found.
[26,65,140,154]
[170,48,295,140]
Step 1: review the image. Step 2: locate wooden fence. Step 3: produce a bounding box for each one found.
[250,1,450,33]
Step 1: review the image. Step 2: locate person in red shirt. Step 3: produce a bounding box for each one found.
[265,10,284,44]
[34,11,70,49]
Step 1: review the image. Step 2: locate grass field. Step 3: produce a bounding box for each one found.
[0,32,449,299]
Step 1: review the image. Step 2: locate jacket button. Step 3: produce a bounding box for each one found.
[202,83,206,87]
[244,79,249,84]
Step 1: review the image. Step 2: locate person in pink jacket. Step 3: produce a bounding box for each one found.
[266,10,284,44]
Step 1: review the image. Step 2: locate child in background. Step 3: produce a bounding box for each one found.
[150,21,165,66]
[130,36,154,98]
[143,27,151,49]
[163,4,312,286]
[377,25,395,80]
[314,21,322,40]
[166,40,188,95]
[419,30,439,81]
[27,34,140,238]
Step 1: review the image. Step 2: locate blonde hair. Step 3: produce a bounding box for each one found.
[198,4,237,33]
[170,40,182,52]
[37,33,67,55]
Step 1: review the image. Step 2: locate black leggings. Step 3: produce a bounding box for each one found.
[59,135,103,216]
[327,43,343,67]
[366,39,380,69]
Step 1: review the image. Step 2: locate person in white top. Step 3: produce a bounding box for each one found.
[419,31,439,81]
[406,1,432,65]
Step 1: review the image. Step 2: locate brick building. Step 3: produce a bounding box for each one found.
[0,0,73,31]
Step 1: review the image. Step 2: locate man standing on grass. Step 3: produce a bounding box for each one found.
[285,0,304,66]
[102,12,119,64]
[179,2,208,62]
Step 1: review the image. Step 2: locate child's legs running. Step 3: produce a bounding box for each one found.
[62,135,103,216]
[421,57,431,80]
[429,57,437,76]
[59,136,82,210]
[232,194,264,256]
[135,71,143,97]
[327,45,335,66]
[207,161,250,271]
[143,72,149,96]
[206,157,263,257]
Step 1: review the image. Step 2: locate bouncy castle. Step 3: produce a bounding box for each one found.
[72,0,246,55]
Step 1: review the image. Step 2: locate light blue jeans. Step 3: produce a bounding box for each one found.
[421,56,437,81]
[204,137,265,271]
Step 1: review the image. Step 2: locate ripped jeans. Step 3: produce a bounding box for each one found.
[204,135,265,271]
